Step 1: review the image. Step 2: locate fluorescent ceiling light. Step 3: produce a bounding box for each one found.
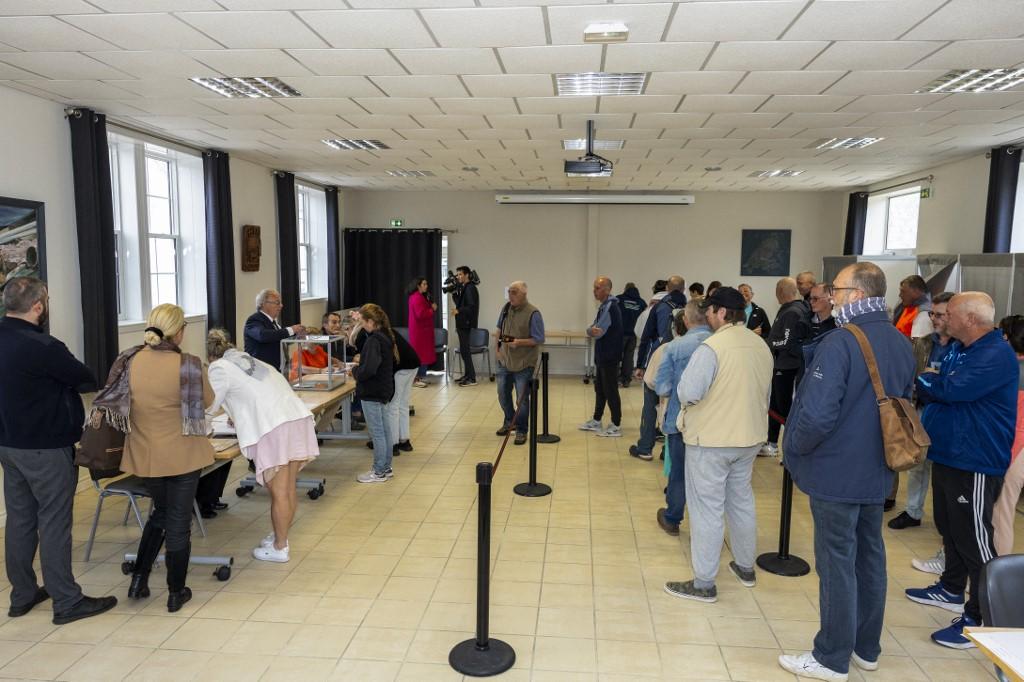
[583,22,629,43]
[562,139,624,151]
[810,137,885,150]
[322,139,389,151]
[918,68,1024,93]
[556,72,646,96]
[386,169,434,178]
[748,170,804,178]
[190,76,301,98]
[566,169,613,178]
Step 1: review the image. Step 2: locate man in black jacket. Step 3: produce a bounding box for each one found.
[452,266,480,386]
[764,277,811,457]
[243,288,306,370]
[617,283,645,387]
[739,283,771,338]
[0,277,117,625]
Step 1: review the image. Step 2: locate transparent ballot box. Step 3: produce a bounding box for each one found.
[281,335,347,391]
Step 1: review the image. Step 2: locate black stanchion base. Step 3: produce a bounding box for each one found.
[513,482,552,497]
[449,638,516,677]
[756,552,811,577]
[536,433,561,444]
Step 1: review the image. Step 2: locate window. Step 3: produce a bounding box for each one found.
[295,183,327,299]
[108,130,206,322]
[440,235,449,328]
[864,186,921,255]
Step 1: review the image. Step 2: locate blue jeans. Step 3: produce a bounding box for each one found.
[635,384,658,454]
[809,498,887,674]
[362,400,394,474]
[904,459,932,520]
[417,364,429,378]
[664,432,686,524]
[496,364,533,434]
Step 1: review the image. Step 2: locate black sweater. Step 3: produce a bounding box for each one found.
[0,317,95,449]
[352,330,395,403]
[453,282,479,329]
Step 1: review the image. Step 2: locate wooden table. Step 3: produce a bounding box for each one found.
[965,627,1024,682]
[543,330,594,382]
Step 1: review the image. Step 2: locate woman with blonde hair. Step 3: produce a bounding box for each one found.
[94,303,213,612]
[352,303,397,483]
[206,329,318,562]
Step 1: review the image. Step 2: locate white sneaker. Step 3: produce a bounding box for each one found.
[596,424,622,438]
[578,419,602,432]
[912,548,945,575]
[252,543,289,563]
[260,532,275,548]
[850,652,878,671]
[759,443,779,457]
[778,652,847,681]
[357,470,389,484]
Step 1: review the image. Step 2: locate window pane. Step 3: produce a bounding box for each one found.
[148,237,177,275]
[299,247,308,293]
[886,193,920,250]
[151,274,177,306]
[147,196,172,235]
[145,157,170,199]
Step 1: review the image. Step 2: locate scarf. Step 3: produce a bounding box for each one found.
[92,341,207,436]
[835,296,888,327]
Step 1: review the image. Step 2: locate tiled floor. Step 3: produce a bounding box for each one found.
[0,376,1020,681]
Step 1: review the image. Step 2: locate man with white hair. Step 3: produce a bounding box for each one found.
[244,289,306,370]
[905,291,1017,649]
[495,281,545,446]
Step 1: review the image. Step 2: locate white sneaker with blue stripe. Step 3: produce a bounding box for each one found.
[904,582,965,613]
[931,615,978,649]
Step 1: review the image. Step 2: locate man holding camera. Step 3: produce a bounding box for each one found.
[452,266,480,387]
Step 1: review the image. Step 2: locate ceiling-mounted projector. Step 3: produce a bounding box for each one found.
[565,120,612,178]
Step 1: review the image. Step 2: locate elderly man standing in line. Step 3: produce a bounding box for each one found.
[664,287,772,603]
[893,275,933,339]
[905,292,1016,649]
[779,263,915,681]
[580,277,624,438]
[796,271,817,302]
[244,288,306,369]
[0,277,118,624]
[495,281,545,446]
[763,277,811,457]
[808,283,836,339]
[653,300,712,535]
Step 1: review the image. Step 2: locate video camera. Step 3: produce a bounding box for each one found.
[441,269,480,295]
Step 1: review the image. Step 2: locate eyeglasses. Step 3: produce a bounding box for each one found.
[928,311,947,319]
[809,296,830,303]
[823,284,861,296]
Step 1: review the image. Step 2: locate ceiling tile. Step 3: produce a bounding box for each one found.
[599,95,679,113]
[435,97,517,115]
[87,51,220,79]
[268,113,354,129]
[807,40,944,70]
[704,112,788,127]
[840,94,947,112]
[353,97,441,114]
[925,92,1024,111]
[634,112,709,128]
[783,0,945,41]
[188,50,314,77]
[345,0,473,6]
[282,76,383,98]
[516,96,597,114]
[415,114,488,128]
[370,74,466,97]
[88,0,223,9]
[926,110,1024,125]
[645,71,744,95]
[498,45,601,74]
[666,1,805,42]
[0,62,40,79]
[912,39,1024,70]
[547,3,673,45]
[61,13,222,50]
[17,78,137,99]
[286,49,405,77]
[563,112,634,129]
[176,11,327,49]
[392,48,501,75]
[604,42,714,73]
[758,94,859,113]
[463,74,553,97]
[341,113,420,128]
[488,113,558,128]
[677,94,768,113]
[116,98,223,116]
[0,51,131,80]
[658,128,732,140]
[422,7,546,48]
[705,42,829,71]
[734,70,846,95]
[273,98,363,115]
[0,16,116,51]
[0,0,100,13]
[201,114,285,129]
[904,0,1024,40]
[197,97,296,114]
[296,10,434,49]
[131,115,227,130]
[826,70,948,95]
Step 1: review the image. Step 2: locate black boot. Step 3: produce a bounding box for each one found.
[128,523,165,600]
[165,546,192,613]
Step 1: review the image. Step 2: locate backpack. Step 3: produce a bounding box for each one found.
[846,324,930,472]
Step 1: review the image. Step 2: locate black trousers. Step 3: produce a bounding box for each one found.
[457,327,475,380]
[620,335,637,384]
[593,362,622,426]
[143,470,201,552]
[195,462,230,508]
[768,367,798,444]
[932,462,1002,622]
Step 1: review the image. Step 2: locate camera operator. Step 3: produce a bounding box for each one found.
[452,265,480,387]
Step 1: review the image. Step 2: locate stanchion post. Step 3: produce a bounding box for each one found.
[536,352,561,444]
[514,378,552,497]
[449,462,516,676]
[756,466,810,577]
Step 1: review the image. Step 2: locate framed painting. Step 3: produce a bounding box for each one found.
[0,196,46,317]
[741,228,791,277]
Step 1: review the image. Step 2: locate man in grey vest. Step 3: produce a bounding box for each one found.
[495,281,545,446]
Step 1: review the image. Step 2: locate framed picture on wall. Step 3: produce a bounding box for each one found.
[0,196,46,317]
[741,228,791,277]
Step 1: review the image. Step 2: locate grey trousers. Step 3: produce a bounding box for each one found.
[0,445,83,612]
[684,443,760,588]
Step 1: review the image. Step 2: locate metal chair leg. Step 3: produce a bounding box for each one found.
[83,494,105,562]
[121,499,132,526]
[127,495,145,530]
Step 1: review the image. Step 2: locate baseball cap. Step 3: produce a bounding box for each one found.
[699,286,745,311]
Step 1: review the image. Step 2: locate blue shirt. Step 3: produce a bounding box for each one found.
[589,296,617,339]
[655,325,712,434]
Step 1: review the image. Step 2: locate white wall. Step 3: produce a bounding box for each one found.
[0,85,82,355]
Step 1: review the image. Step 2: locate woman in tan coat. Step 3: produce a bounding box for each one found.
[115,304,214,612]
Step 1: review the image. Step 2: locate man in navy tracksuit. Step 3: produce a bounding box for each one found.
[905,292,1016,649]
[617,283,645,387]
[580,276,624,438]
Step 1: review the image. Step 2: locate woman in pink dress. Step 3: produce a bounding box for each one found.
[407,277,437,388]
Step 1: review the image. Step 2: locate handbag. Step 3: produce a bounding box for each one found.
[846,324,930,472]
[75,409,125,472]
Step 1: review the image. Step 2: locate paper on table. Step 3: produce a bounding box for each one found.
[969,630,1024,678]
[209,414,235,436]
[209,438,238,453]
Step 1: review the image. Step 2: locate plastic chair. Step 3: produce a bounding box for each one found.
[979,553,1024,682]
[451,327,494,381]
[394,326,410,341]
[434,328,449,383]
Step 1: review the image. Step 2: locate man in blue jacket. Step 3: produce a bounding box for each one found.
[243,288,306,370]
[905,292,1016,649]
[579,276,623,438]
[617,283,645,387]
[780,263,915,681]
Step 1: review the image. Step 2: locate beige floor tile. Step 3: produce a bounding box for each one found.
[329,658,401,681]
[0,641,32,669]
[343,626,416,661]
[106,614,183,648]
[0,641,90,680]
[305,596,373,626]
[129,649,215,682]
[363,599,428,629]
[219,620,301,655]
[595,639,661,676]
[708,615,780,648]
[58,643,153,682]
[194,652,273,681]
[250,594,321,623]
[325,573,387,599]
[430,578,475,604]
[537,607,595,638]
[420,601,475,631]
[658,643,730,680]
[540,583,595,609]
[392,556,447,579]
[533,636,598,673]
[192,591,265,620]
[719,645,794,682]
[0,612,59,642]
[915,655,998,681]
[161,617,243,652]
[343,554,400,576]
[405,628,471,665]
[282,624,357,658]
[261,655,338,681]
[595,609,655,641]
[395,661,464,681]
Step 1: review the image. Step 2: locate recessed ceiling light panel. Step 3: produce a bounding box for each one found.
[562,138,624,151]
[810,137,885,150]
[322,139,389,151]
[556,72,646,96]
[190,76,301,98]
[748,170,805,178]
[918,68,1024,93]
[583,22,629,43]
[386,169,434,178]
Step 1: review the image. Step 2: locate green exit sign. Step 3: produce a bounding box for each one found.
[920,187,931,199]
[390,219,403,227]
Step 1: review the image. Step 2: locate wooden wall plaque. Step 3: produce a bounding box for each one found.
[241,224,261,272]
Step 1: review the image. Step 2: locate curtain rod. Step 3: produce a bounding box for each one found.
[868,174,934,196]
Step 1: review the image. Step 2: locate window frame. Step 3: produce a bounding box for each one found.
[881,188,921,255]
[140,146,182,309]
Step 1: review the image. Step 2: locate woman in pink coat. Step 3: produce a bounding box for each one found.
[407,277,437,388]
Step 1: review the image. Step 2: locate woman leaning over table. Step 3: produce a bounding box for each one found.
[106,304,213,613]
[206,329,319,563]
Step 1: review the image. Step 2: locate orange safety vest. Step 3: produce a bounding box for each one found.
[895,306,918,338]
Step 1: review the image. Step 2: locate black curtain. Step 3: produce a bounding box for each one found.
[274,171,300,326]
[203,150,236,339]
[325,186,341,312]
[983,146,1021,253]
[843,191,869,256]
[343,228,443,330]
[69,108,117,389]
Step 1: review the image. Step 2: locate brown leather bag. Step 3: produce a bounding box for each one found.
[75,409,125,471]
[846,324,930,472]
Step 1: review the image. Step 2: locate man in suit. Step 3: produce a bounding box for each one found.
[244,289,305,370]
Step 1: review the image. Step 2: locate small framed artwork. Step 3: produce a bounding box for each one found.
[0,196,45,317]
[242,224,261,272]
[741,229,791,277]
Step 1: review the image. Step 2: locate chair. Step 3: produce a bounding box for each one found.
[82,468,207,562]
[394,326,410,341]
[979,553,1024,682]
[450,327,494,381]
[434,328,449,383]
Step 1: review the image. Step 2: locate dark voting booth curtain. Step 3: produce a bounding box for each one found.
[843,191,868,256]
[325,187,341,312]
[343,228,442,332]
[983,145,1020,253]
[203,150,235,338]
[69,108,118,389]
[274,171,301,327]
